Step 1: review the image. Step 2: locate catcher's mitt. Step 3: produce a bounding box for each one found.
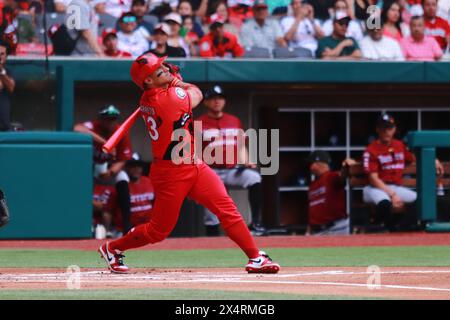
[0,189,10,228]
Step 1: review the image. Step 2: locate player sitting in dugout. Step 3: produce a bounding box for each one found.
[74,105,135,234]
[306,150,356,236]
[362,113,444,232]
[93,153,155,239]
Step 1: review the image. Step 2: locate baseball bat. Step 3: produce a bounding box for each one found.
[102,107,141,154]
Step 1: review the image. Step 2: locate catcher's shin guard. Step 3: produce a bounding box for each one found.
[0,189,10,228]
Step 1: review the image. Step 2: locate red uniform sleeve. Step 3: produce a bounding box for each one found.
[363,148,379,173]
[159,86,191,113]
[230,34,245,57]
[403,142,416,164]
[115,134,133,161]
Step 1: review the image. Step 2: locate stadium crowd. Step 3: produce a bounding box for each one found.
[0,0,449,60]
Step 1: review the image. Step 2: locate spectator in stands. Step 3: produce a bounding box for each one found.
[163,12,191,56]
[281,0,324,55]
[177,0,204,38]
[423,0,450,50]
[227,0,254,27]
[105,0,133,18]
[68,0,104,56]
[381,1,410,42]
[208,1,240,36]
[240,0,287,52]
[147,22,187,57]
[149,0,178,18]
[351,0,379,21]
[306,151,355,236]
[199,16,244,57]
[102,28,133,57]
[400,15,443,60]
[54,0,71,13]
[437,0,450,21]
[74,105,134,233]
[0,0,18,55]
[0,40,15,132]
[309,0,334,21]
[182,16,200,56]
[360,25,405,60]
[117,12,151,57]
[92,0,107,14]
[316,10,362,59]
[322,0,364,41]
[131,0,154,34]
[362,113,443,232]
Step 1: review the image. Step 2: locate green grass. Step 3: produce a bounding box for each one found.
[0,288,379,300]
[1,246,450,269]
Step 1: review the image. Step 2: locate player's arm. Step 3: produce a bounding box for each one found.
[74,123,108,144]
[170,78,203,108]
[108,161,126,176]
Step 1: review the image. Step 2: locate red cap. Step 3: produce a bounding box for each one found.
[102,28,117,39]
[130,53,167,89]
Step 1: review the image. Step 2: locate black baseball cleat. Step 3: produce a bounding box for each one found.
[248,224,268,236]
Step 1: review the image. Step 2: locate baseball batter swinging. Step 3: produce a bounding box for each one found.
[98,53,280,274]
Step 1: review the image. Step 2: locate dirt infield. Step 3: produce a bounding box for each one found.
[1,267,450,299]
[1,232,449,251]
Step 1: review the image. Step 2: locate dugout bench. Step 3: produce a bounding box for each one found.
[348,160,450,233]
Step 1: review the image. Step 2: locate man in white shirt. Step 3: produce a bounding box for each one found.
[360,26,405,61]
[105,0,133,18]
[321,0,364,41]
[240,0,287,51]
[117,12,151,57]
[280,0,324,55]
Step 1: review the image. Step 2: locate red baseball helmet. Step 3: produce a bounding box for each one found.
[130,53,167,89]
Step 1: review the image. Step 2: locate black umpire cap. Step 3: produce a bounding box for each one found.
[204,85,225,100]
[376,112,396,129]
[307,150,331,165]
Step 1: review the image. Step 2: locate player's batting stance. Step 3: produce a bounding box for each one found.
[98,53,280,274]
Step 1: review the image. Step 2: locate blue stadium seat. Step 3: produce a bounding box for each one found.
[273,47,314,59]
[243,47,271,58]
[98,13,118,35]
[143,14,159,26]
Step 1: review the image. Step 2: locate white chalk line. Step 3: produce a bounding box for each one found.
[2,269,450,294]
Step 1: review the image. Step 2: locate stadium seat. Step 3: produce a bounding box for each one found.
[273,47,314,59]
[98,13,118,35]
[143,14,159,26]
[243,47,271,58]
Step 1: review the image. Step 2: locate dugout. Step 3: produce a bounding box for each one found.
[4,58,450,238]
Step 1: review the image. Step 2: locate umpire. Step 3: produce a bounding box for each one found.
[197,85,267,236]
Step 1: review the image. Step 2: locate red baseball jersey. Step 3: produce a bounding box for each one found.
[308,171,347,226]
[113,176,155,229]
[363,139,415,185]
[425,17,450,50]
[93,183,117,224]
[83,120,132,164]
[139,86,194,162]
[197,113,243,169]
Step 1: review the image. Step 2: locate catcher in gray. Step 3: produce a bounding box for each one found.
[197,85,267,236]
[0,189,10,228]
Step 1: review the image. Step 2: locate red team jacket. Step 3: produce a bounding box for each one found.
[93,176,155,230]
[199,32,245,58]
[197,113,243,169]
[425,17,450,50]
[139,86,194,162]
[308,171,346,226]
[363,139,415,185]
[83,120,132,164]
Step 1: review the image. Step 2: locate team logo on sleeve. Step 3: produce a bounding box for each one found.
[175,87,187,99]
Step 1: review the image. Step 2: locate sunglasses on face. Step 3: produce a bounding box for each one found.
[122,16,137,24]
[337,20,350,26]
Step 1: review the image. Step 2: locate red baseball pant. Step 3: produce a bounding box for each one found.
[110,160,259,259]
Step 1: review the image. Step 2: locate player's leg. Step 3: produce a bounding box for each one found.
[363,186,393,229]
[391,186,418,230]
[222,168,265,235]
[188,163,279,273]
[204,208,221,236]
[100,165,195,273]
